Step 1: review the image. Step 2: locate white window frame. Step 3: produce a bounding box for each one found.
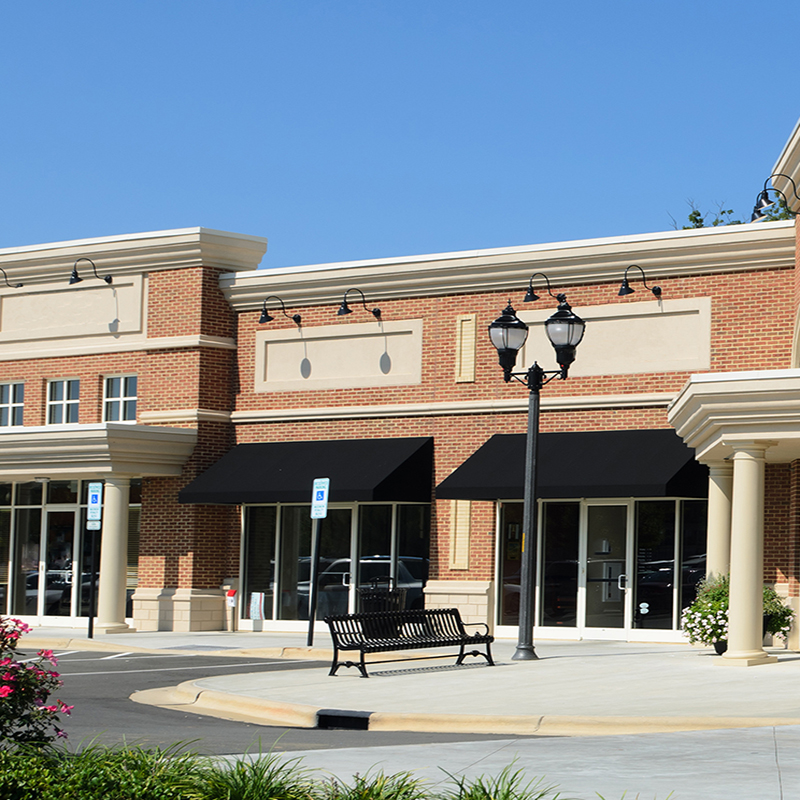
[47,379,80,425]
[103,375,138,423]
[0,382,24,427]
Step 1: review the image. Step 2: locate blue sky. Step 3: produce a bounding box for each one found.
[0,2,798,268]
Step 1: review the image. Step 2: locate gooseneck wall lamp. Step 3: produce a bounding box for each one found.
[488,281,585,662]
[259,295,301,326]
[0,268,22,288]
[523,271,560,304]
[69,258,112,285]
[337,288,381,319]
[618,265,661,298]
[751,173,800,221]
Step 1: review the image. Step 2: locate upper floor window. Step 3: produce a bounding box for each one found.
[0,383,23,427]
[104,376,137,422]
[47,379,79,425]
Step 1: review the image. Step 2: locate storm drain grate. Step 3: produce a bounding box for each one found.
[317,710,371,730]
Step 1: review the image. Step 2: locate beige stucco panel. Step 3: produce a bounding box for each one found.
[254,319,423,392]
[0,274,145,352]
[518,297,711,376]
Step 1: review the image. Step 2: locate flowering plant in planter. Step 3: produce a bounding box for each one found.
[681,574,729,646]
[0,617,73,746]
[681,574,795,646]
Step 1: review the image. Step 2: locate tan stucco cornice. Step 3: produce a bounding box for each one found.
[0,228,267,286]
[231,392,675,423]
[668,369,800,463]
[0,423,197,480]
[221,222,795,310]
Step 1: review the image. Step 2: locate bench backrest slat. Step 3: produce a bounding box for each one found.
[325,607,472,643]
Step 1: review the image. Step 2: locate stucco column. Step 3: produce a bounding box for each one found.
[719,442,777,666]
[706,461,733,578]
[95,477,132,634]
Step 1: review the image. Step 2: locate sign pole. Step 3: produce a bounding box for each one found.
[87,527,98,639]
[307,477,330,647]
[86,482,103,640]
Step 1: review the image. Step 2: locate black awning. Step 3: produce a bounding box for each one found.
[179,437,433,505]
[436,429,707,500]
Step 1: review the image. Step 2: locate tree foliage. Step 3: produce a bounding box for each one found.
[670,196,793,229]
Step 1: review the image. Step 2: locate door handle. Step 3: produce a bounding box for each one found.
[617,573,628,590]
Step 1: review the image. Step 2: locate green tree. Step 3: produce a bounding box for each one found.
[671,195,793,229]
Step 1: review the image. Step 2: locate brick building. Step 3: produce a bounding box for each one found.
[3,120,800,665]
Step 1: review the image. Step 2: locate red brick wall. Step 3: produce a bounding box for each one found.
[4,246,797,598]
[765,463,791,585]
[235,269,795,418]
[135,265,238,590]
[232,267,795,585]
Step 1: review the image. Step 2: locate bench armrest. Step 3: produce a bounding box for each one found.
[462,621,491,636]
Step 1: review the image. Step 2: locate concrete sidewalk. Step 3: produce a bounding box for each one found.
[20,625,800,736]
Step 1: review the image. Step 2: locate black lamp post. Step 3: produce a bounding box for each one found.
[488,289,585,661]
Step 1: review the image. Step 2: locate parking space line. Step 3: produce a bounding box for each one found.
[46,652,200,663]
[61,660,305,677]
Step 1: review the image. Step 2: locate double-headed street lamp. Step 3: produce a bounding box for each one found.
[488,277,585,661]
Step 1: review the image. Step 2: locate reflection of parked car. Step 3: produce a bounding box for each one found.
[26,571,70,615]
[298,555,428,617]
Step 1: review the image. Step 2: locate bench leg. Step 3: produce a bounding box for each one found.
[328,652,370,678]
[456,641,494,666]
[359,651,370,678]
[329,644,341,676]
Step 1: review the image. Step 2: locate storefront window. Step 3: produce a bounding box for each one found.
[15,482,42,506]
[499,503,523,626]
[48,480,78,505]
[244,502,431,622]
[633,501,676,629]
[0,509,9,615]
[243,507,276,620]
[12,509,41,615]
[540,502,580,627]
[680,499,707,611]
[277,506,311,621]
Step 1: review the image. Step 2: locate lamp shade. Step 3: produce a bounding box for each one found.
[489,304,528,351]
[488,303,529,378]
[544,295,585,368]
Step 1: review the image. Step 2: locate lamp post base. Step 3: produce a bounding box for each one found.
[511,644,539,661]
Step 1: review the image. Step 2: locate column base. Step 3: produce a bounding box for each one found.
[715,652,778,667]
[93,622,134,635]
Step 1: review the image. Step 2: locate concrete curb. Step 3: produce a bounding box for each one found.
[129,678,800,736]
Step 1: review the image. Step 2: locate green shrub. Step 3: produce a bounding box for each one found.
[0,746,66,800]
[323,771,427,800]
[61,742,207,800]
[440,763,562,800]
[202,751,317,800]
[0,742,208,800]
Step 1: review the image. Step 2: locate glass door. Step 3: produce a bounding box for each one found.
[277,506,354,620]
[43,511,76,617]
[263,502,430,624]
[582,503,631,634]
[10,508,77,617]
[315,508,355,618]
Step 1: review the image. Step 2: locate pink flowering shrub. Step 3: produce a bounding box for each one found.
[0,617,72,745]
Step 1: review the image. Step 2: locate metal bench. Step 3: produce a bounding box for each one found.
[323,607,494,678]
